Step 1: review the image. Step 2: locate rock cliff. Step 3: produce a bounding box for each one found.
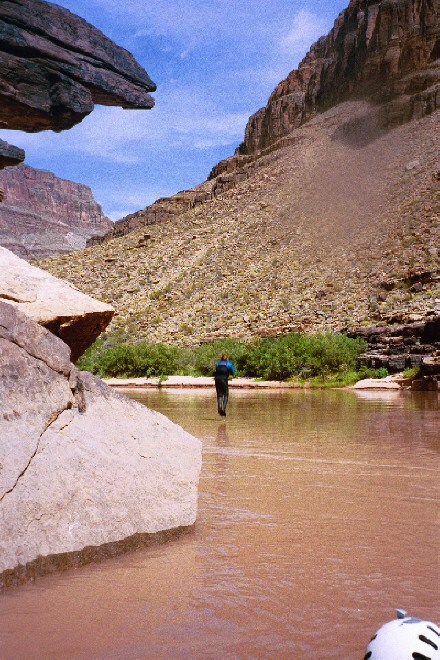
[0,300,202,588]
[0,164,113,259]
[94,0,439,241]
[236,0,439,157]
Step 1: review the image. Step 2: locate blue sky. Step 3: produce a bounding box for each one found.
[3,0,347,219]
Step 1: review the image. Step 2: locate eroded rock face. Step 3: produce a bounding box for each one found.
[238,0,439,156]
[0,165,113,259]
[0,139,25,170]
[0,0,156,134]
[0,301,202,586]
[0,246,114,361]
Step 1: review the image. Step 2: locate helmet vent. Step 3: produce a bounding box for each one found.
[364,653,372,660]
[412,653,431,660]
[419,634,439,650]
[427,626,440,638]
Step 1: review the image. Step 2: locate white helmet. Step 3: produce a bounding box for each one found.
[365,610,440,660]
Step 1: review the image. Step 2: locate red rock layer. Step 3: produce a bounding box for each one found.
[0,165,113,259]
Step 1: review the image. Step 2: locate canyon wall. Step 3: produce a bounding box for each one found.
[0,165,113,259]
[101,0,439,241]
[236,0,439,157]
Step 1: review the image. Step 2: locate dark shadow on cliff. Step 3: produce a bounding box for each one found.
[331,97,417,148]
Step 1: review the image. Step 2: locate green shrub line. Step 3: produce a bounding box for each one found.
[76,331,388,385]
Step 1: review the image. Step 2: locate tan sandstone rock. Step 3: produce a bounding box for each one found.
[351,377,402,390]
[0,246,114,361]
[0,301,202,586]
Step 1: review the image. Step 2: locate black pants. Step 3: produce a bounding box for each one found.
[215,378,229,413]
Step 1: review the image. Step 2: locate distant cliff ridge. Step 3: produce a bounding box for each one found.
[0,165,112,259]
[97,0,439,242]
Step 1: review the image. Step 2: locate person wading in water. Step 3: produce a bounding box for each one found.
[214,353,235,416]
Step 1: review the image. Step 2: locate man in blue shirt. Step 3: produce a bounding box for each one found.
[214,353,235,416]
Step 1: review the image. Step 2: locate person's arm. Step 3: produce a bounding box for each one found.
[228,361,235,376]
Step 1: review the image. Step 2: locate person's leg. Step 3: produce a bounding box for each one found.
[218,382,228,415]
[215,381,223,415]
[222,388,229,414]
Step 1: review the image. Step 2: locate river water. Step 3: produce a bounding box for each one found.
[1,388,439,658]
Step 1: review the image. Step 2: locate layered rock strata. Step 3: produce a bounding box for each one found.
[0,139,24,170]
[0,246,114,361]
[350,312,440,386]
[0,0,156,134]
[0,0,155,171]
[237,0,439,157]
[0,300,202,588]
[93,0,439,241]
[0,165,113,259]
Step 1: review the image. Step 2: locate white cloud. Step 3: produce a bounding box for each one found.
[280,10,328,61]
[1,84,249,165]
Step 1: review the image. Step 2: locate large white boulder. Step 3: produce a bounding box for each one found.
[0,301,202,586]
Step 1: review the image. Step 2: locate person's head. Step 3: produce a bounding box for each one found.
[221,353,227,361]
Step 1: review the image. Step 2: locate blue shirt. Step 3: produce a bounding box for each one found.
[215,360,235,377]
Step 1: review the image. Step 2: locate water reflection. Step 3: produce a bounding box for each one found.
[0,389,438,659]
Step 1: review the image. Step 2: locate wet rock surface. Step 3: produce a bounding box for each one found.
[0,165,113,259]
[0,300,202,587]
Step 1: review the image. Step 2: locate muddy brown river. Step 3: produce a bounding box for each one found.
[1,388,439,658]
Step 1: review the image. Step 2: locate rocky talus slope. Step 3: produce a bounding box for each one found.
[0,165,112,259]
[39,0,439,370]
[39,102,439,349]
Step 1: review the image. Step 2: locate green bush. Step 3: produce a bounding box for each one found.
[76,339,181,378]
[240,332,366,381]
[403,365,421,381]
[76,331,370,383]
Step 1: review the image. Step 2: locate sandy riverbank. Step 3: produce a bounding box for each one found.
[104,376,296,389]
[103,375,407,390]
